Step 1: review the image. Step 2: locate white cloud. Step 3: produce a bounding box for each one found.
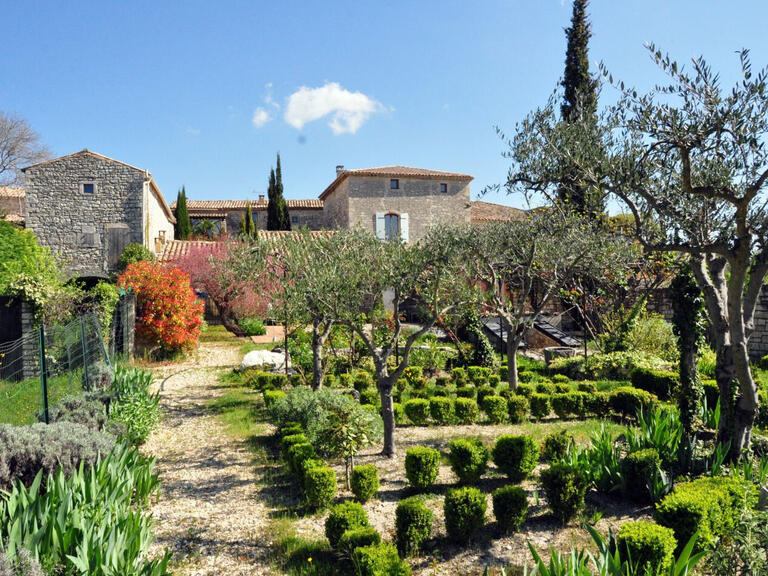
[252,107,272,128]
[264,83,279,109]
[284,82,383,134]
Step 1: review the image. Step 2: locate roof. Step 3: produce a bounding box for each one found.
[470,201,526,223]
[2,214,25,225]
[0,187,26,226]
[172,199,324,212]
[0,187,25,199]
[320,165,473,200]
[20,149,176,225]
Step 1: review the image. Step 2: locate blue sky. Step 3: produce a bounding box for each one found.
[3,1,767,208]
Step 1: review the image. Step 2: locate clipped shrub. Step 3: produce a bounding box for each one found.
[298,458,323,487]
[617,520,676,576]
[351,464,380,503]
[577,381,597,393]
[507,395,529,424]
[468,366,490,385]
[482,395,507,424]
[264,390,286,409]
[287,442,316,474]
[453,398,479,424]
[622,448,661,503]
[540,463,588,524]
[354,371,374,392]
[393,402,406,425]
[444,487,487,544]
[631,368,679,401]
[405,447,441,490]
[0,422,115,488]
[339,526,381,557]
[536,381,555,395]
[429,397,454,425]
[654,475,754,551]
[515,383,534,397]
[610,387,657,420]
[585,392,611,417]
[476,385,497,407]
[325,501,370,549]
[550,393,583,419]
[395,496,433,557]
[404,399,430,426]
[304,466,337,510]
[518,370,536,383]
[279,421,303,437]
[281,433,308,459]
[529,393,551,420]
[455,386,476,399]
[492,435,538,482]
[352,542,412,576]
[447,438,489,484]
[451,367,467,385]
[323,373,338,388]
[554,383,571,394]
[541,430,574,463]
[360,389,380,407]
[435,376,449,387]
[492,485,528,533]
[552,374,570,384]
[428,387,449,398]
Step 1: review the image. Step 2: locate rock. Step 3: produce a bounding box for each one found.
[240,350,291,371]
[758,484,768,510]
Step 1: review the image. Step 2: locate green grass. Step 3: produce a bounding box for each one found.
[0,369,84,425]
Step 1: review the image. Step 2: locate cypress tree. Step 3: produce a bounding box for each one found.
[174,186,191,240]
[558,0,602,217]
[239,202,256,237]
[267,153,291,230]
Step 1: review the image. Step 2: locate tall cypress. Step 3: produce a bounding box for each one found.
[267,153,291,230]
[558,0,602,216]
[174,186,191,240]
[239,202,255,237]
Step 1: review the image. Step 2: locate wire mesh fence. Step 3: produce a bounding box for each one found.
[0,312,113,426]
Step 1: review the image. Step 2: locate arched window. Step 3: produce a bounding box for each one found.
[384,213,400,241]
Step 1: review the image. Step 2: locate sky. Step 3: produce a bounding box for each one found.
[3,1,768,209]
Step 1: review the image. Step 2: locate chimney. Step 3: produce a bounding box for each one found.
[258,194,265,202]
[336,165,345,176]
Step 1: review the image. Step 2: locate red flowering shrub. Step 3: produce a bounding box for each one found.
[118,260,204,353]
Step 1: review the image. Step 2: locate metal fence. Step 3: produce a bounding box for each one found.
[0,294,135,426]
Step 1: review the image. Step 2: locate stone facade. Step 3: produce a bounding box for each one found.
[22,150,174,278]
[181,199,325,236]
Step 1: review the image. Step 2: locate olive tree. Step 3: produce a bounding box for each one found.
[465,212,633,389]
[503,46,768,460]
[305,227,476,457]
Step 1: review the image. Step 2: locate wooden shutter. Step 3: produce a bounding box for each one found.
[375,212,386,239]
[400,213,409,243]
[108,227,131,268]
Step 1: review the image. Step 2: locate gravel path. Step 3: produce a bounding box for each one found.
[143,343,273,575]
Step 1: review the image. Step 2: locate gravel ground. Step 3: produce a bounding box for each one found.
[144,343,275,575]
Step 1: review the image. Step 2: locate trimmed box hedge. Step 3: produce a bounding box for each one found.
[395,496,433,557]
[325,501,369,549]
[403,399,430,426]
[444,486,487,544]
[351,464,379,503]
[492,435,538,482]
[631,368,679,401]
[617,520,676,576]
[405,447,441,490]
[453,398,479,424]
[492,485,527,533]
[447,438,489,484]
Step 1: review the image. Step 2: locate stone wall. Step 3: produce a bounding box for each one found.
[322,179,350,229]
[344,176,470,242]
[143,181,175,251]
[24,152,145,278]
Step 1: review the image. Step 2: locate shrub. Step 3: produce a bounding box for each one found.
[0,422,115,488]
[405,447,441,490]
[617,520,677,576]
[518,370,536,383]
[304,466,337,510]
[325,501,370,549]
[552,374,570,384]
[655,476,754,551]
[360,389,380,407]
[515,383,534,397]
[298,458,323,488]
[492,485,528,533]
[403,366,425,388]
[476,385,497,407]
[507,395,529,424]
[541,430,574,463]
[488,374,501,387]
[323,373,338,388]
[354,371,374,392]
[482,395,507,424]
[280,422,304,437]
[339,526,381,556]
[352,542,411,576]
[444,487,487,544]
[428,387,448,398]
[585,392,611,417]
[468,366,490,385]
[540,463,588,524]
[393,402,406,425]
[395,497,433,557]
[287,442,316,474]
[264,390,286,408]
[455,386,476,399]
[536,381,555,395]
[47,393,107,431]
[117,242,154,272]
[453,398,479,424]
[554,383,571,394]
[577,381,597,393]
[631,368,679,401]
[351,464,380,503]
[610,387,657,420]
[239,316,266,336]
[551,393,578,419]
[117,260,203,353]
[492,435,538,482]
[761,355,768,370]
[451,367,467,385]
[621,448,660,503]
[429,397,453,425]
[435,376,449,387]
[447,438,489,484]
[701,379,719,409]
[529,393,551,420]
[403,399,430,426]
[281,433,308,459]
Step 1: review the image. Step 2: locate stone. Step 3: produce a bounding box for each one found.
[240,350,291,371]
[758,484,768,510]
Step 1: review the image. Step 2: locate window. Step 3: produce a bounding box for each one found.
[384,213,400,241]
[390,179,399,190]
[82,182,96,194]
[291,215,299,224]
[440,183,448,193]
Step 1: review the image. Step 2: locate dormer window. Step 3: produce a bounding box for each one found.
[390,179,399,190]
[81,182,96,194]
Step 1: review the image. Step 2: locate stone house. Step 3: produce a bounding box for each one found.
[0,187,25,226]
[21,149,175,278]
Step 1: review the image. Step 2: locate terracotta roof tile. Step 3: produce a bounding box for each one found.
[320,165,473,200]
[173,199,324,211]
[470,201,526,223]
[0,187,25,198]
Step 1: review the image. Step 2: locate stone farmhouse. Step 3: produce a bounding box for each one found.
[19,150,175,279]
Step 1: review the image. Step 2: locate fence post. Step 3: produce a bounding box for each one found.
[81,316,89,390]
[39,324,49,424]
